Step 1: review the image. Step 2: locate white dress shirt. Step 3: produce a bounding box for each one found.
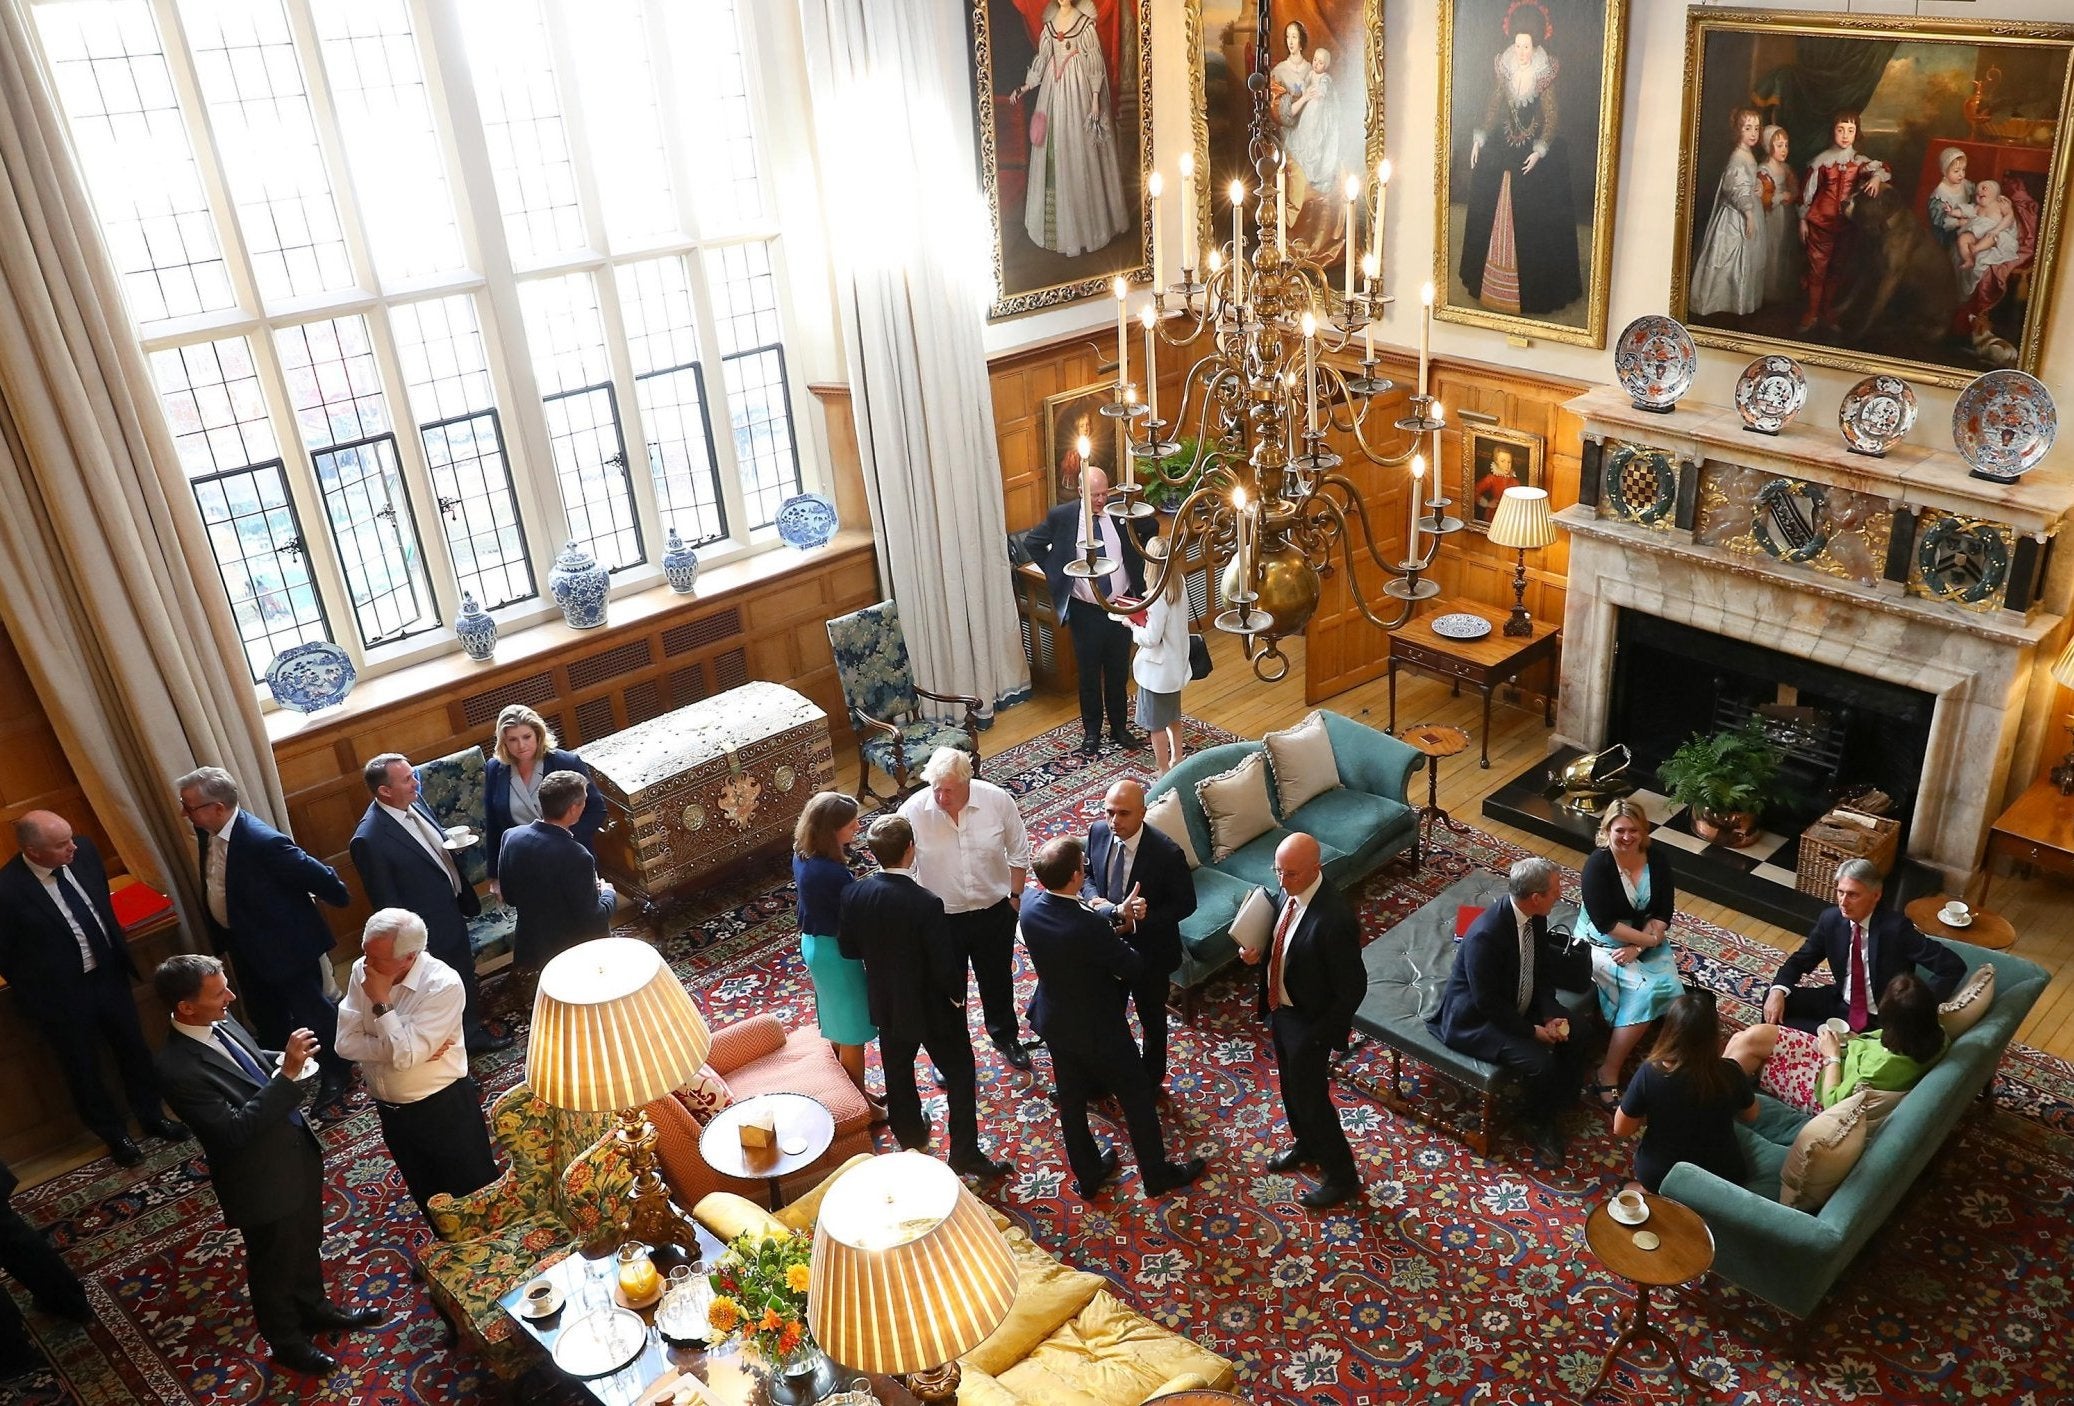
[1270,873,1323,1009]
[333,952,469,1104]
[1769,916,1881,1015]
[203,806,240,928]
[898,780,1033,914]
[24,857,102,972]
[379,799,462,895]
[1068,512,1129,610]
[1093,827,1141,909]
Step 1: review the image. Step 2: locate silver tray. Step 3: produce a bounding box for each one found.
[552,1307,647,1379]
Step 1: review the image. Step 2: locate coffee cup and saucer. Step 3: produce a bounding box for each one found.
[442,825,479,851]
[1822,1016,1854,1043]
[518,1276,563,1319]
[1939,901,1973,929]
[1608,1189,1650,1226]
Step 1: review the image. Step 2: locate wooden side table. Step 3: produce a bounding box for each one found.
[1579,1193,1715,1399]
[1387,598,1559,767]
[697,1093,836,1210]
[1903,895,2015,952]
[1400,724,1471,838]
[1979,778,2074,910]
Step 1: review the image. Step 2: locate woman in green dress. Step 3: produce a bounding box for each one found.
[1817,971,1946,1109]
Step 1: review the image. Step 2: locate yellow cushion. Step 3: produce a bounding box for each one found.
[1938,964,1996,1039]
[1144,790,1200,870]
[692,1191,786,1245]
[1143,1374,1211,1401]
[962,1237,1106,1378]
[1781,1088,1871,1210]
[1195,751,1275,863]
[1263,710,1340,815]
[953,1365,1024,1406]
[994,1291,1235,1406]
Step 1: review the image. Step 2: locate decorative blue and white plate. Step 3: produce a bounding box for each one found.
[1838,374,1916,457]
[265,641,356,714]
[1733,355,1806,435]
[1952,369,2056,481]
[1430,612,1492,640]
[775,493,839,550]
[1613,316,1696,413]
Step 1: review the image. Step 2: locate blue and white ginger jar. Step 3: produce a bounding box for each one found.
[548,539,610,629]
[454,589,498,661]
[662,528,700,594]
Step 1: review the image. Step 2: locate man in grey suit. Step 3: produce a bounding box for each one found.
[496,771,615,972]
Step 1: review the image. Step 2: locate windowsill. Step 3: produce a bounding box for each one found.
[263,526,875,745]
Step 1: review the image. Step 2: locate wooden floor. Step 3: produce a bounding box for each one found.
[970,629,2074,1063]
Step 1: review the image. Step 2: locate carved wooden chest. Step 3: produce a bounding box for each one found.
[580,682,834,912]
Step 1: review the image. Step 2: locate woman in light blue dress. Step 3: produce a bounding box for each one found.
[792,792,880,1115]
[1575,799,1684,1109]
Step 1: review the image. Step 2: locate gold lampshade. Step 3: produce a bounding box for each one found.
[2052,637,2074,690]
[1487,486,1558,550]
[807,1152,1019,1390]
[528,937,711,1109]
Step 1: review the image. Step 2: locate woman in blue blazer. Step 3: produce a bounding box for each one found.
[484,703,606,888]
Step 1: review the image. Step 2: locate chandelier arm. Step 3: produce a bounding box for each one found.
[1340,398,1425,468]
[1315,474,1402,574]
[1313,495,1419,631]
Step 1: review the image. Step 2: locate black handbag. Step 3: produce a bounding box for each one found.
[1187,633,1213,680]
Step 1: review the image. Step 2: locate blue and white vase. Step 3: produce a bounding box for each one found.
[548,539,610,629]
[661,528,700,594]
[454,590,498,661]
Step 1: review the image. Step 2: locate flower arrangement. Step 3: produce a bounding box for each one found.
[707,1230,814,1363]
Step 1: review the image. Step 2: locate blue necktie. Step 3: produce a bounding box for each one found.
[1106,840,1126,904]
[54,868,117,969]
[214,1026,305,1129]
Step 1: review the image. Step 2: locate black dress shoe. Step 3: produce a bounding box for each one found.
[1074,1147,1122,1198]
[1110,728,1145,751]
[108,1138,143,1167]
[1267,1146,1311,1173]
[1077,735,1102,757]
[949,1149,1013,1180]
[144,1119,189,1142]
[305,1303,387,1333]
[1299,1178,1357,1210]
[466,1028,515,1055]
[994,1038,1033,1072]
[271,1341,340,1377]
[1143,1155,1207,1198]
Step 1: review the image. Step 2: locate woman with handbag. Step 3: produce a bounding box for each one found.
[1128,535,1191,775]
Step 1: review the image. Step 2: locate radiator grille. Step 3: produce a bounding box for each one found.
[623,680,665,724]
[573,696,617,741]
[667,664,708,707]
[661,608,743,656]
[461,671,554,727]
[713,647,748,691]
[567,639,653,692]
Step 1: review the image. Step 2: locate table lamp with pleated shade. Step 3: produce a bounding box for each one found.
[1486,486,1559,637]
[529,937,711,1252]
[808,1151,1019,1403]
[2051,637,2074,794]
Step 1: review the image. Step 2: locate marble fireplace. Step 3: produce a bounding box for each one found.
[1554,387,2073,890]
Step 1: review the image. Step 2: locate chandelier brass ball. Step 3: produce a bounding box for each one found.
[1221,539,1320,639]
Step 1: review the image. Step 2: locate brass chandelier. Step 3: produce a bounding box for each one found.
[1064,18,1456,683]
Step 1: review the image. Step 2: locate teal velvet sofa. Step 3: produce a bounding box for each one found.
[1145,710,1421,1016]
[1660,939,2047,1321]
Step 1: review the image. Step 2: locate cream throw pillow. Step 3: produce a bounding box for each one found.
[1195,752,1277,863]
[1780,1089,1871,1211]
[1263,710,1342,816]
[1144,789,1201,870]
[1938,964,1996,1039]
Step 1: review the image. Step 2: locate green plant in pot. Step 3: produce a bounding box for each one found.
[1140,438,1203,513]
[1655,716,1786,849]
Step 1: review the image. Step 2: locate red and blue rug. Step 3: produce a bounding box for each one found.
[8,719,2072,1404]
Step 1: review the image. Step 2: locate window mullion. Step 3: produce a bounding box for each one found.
[640,0,704,246]
[361,311,460,621]
[281,0,382,299]
[593,270,665,573]
[537,0,609,262]
[682,253,752,546]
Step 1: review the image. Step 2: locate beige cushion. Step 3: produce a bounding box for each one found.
[1263,710,1342,815]
[1144,789,1201,870]
[1194,751,1277,863]
[1780,1089,1872,1210]
[1938,964,1996,1039]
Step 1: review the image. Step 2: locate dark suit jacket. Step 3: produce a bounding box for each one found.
[497,820,613,968]
[1429,900,1565,1052]
[839,871,963,1044]
[1578,846,1677,937]
[199,811,348,984]
[0,837,133,1009]
[1021,888,1142,1060]
[1021,500,1153,621]
[349,802,481,964]
[154,1016,322,1230]
[1254,879,1365,1047]
[1773,906,1966,1004]
[1081,821,1195,980]
[484,750,607,880]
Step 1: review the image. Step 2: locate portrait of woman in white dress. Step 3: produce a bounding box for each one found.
[1688,107,1767,318]
[1015,0,1129,258]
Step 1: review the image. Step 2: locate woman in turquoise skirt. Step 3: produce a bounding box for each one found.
[1575,799,1685,1110]
[792,792,881,1115]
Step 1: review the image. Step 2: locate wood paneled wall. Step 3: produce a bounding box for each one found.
[0,619,115,869]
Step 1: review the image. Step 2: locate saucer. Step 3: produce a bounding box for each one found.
[1940,909,1974,928]
[441,830,479,850]
[517,1286,564,1319]
[1608,1197,1650,1226]
[1632,1230,1662,1252]
[613,1278,663,1311]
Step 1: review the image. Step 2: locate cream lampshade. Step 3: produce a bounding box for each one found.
[529,937,711,1251]
[1486,486,1558,637]
[808,1151,1019,1403]
[2050,638,2074,794]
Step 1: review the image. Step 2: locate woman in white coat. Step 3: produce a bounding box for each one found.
[1129,535,1192,774]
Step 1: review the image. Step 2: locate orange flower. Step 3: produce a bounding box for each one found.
[759,1308,784,1335]
[785,1264,811,1294]
[777,1322,803,1355]
[709,1297,742,1334]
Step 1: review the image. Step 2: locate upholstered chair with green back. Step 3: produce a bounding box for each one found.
[824,600,983,802]
[411,744,517,972]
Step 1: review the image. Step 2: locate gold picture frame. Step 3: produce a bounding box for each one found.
[969,0,1155,320]
[1434,0,1629,348]
[1669,10,2074,387]
[1461,422,1545,533]
[1040,381,1127,510]
[1184,1,1386,306]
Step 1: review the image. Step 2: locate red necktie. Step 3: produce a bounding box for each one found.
[1266,898,1298,1011]
[1846,921,1870,1032]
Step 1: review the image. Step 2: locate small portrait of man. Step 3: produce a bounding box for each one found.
[1467,429,1539,529]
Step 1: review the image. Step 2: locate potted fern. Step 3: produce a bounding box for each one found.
[1654,716,1786,848]
[1140,439,1204,514]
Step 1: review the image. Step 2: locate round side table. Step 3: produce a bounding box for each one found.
[1399,724,1471,837]
[698,1093,835,1210]
[1579,1192,1715,1399]
[1904,895,2014,952]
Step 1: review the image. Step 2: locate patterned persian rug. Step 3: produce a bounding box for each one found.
[8,718,2072,1404]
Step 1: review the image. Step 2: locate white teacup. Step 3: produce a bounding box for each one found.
[1823,1016,1853,1043]
[445,824,472,842]
[523,1277,557,1312]
[1940,901,1971,925]
[1614,1188,1647,1221]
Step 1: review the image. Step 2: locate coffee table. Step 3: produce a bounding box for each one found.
[1904,895,2014,952]
[1579,1192,1715,1398]
[698,1093,836,1210]
[501,1230,720,1406]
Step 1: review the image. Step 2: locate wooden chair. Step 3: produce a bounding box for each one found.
[824,600,982,803]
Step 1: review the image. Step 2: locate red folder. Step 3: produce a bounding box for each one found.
[1454,904,1485,939]
[111,882,174,933]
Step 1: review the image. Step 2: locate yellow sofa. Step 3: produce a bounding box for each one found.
[693,1159,1236,1406]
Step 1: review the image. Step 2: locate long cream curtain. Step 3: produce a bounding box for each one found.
[0,0,287,927]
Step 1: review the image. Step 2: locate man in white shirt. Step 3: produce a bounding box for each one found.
[1022,466,1151,757]
[897,748,1037,1069]
[333,909,498,1219]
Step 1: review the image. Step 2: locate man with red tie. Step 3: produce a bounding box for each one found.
[1763,858,1965,1032]
[1240,832,1365,1209]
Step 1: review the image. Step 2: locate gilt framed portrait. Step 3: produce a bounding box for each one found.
[1435,0,1629,348]
[1462,423,1544,532]
[1041,382,1125,509]
[1671,11,2074,387]
[970,1,1154,319]
[1185,1,1385,293]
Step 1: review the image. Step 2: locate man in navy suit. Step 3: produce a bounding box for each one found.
[1239,832,1366,1208]
[1020,467,1152,757]
[496,771,615,971]
[1081,779,1195,1086]
[348,754,510,1054]
[1022,837,1205,1200]
[1763,858,1965,1032]
[177,767,353,1107]
[153,954,383,1377]
[1428,856,1586,1161]
[0,813,186,1166]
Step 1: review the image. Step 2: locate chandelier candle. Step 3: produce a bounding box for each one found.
[1113,276,1129,397]
[1361,254,1379,360]
[1372,159,1391,269]
[1276,161,1287,255]
[1230,181,1246,310]
[1409,454,1425,556]
[1418,281,1434,399]
[1148,170,1165,287]
[1301,311,1318,435]
[1079,435,1095,545]
[1178,153,1195,274]
[1141,303,1159,428]
[1206,248,1223,315]
[1342,175,1360,303]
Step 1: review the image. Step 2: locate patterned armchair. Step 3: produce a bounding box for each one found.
[419,1082,622,1379]
[412,745,516,972]
[825,600,982,803]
